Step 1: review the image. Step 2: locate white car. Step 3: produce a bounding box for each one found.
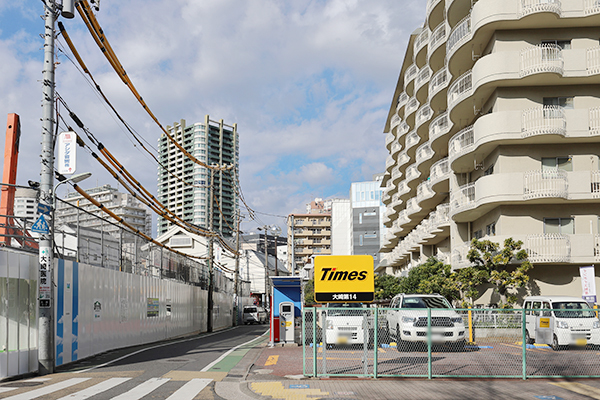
[386,294,466,350]
[321,303,368,347]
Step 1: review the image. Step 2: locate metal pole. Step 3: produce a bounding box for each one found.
[207,167,215,332]
[76,201,79,262]
[100,219,104,268]
[264,227,269,309]
[233,211,241,326]
[38,0,57,375]
[291,215,295,276]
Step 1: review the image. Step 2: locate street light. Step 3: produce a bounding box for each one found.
[270,225,282,276]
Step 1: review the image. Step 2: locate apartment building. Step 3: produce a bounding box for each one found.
[56,184,152,236]
[157,117,239,236]
[380,0,600,301]
[287,212,332,274]
[351,176,386,263]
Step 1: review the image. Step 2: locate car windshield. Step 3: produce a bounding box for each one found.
[401,296,452,309]
[327,303,365,316]
[244,307,257,313]
[552,302,596,318]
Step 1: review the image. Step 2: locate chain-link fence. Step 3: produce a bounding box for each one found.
[304,307,600,378]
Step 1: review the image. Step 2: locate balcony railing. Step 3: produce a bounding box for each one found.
[417,180,435,203]
[587,47,600,75]
[519,0,561,18]
[450,182,475,213]
[451,245,471,269]
[585,0,600,14]
[429,67,448,99]
[406,165,421,182]
[390,114,401,131]
[406,198,421,216]
[448,70,472,109]
[520,44,563,78]
[521,106,566,138]
[526,233,570,263]
[592,171,600,196]
[429,112,450,141]
[398,121,410,136]
[449,125,474,159]
[385,155,395,170]
[398,151,410,168]
[415,66,432,91]
[406,97,420,116]
[428,22,447,58]
[590,107,600,135]
[385,131,396,147]
[447,14,471,56]
[415,104,433,127]
[406,130,420,150]
[416,142,434,164]
[430,157,449,183]
[595,234,600,261]
[415,29,430,54]
[391,167,402,183]
[405,64,418,86]
[398,181,410,197]
[426,0,443,14]
[523,170,569,199]
[391,140,402,156]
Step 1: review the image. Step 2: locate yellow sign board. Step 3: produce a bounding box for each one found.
[539,318,550,328]
[314,255,374,303]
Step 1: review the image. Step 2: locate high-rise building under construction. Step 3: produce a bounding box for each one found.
[157,116,239,236]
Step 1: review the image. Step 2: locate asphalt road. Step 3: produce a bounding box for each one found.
[0,324,269,400]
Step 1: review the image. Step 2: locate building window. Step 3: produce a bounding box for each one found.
[541,39,571,50]
[543,97,573,109]
[542,156,572,172]
[486,222,496,236]
[484,165,494,176]
[359,235,363,246]
[473,230,483,239]
[359,213,363,224]
[544,217,574,234]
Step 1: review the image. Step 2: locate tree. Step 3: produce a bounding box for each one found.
[303,278,316,306]
[467,237,532,307]
[374,274,403,300]
[392,257,460,303]
[450,266,488,308]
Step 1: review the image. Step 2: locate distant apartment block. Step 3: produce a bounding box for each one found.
[287,202,332,274]
[350,175,386,263]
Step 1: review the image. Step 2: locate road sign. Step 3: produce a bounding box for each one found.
[31,214,50,234]
[37,203,52,216]
[314,255,374,303]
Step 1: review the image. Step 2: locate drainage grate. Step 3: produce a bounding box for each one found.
[1,381,44,388]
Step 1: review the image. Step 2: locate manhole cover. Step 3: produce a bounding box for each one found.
[1,381,44,388]
[163,358,191,363]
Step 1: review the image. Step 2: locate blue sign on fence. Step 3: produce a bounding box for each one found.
[31,215,50,234]
[37,203,52,216]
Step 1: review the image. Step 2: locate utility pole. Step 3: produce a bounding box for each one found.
[207,167,215,332]
[38,0,57,375]
[263,226,269,309]
[233,211,242,326]
[290,215,295,276]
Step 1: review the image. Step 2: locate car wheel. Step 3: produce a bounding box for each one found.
[551,334,560,351]
[525,330,533,345]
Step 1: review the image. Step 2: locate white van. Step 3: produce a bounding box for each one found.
[523,296,600,350]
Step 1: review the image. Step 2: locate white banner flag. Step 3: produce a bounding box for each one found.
[580,265,597,303]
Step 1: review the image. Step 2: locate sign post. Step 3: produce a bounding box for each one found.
[313,255,374,303]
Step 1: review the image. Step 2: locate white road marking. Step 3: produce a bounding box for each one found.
[110,377,170,400]
[3,378,90,400]
[0,387,18,394]
[56,377,131,399]
[165,378,213,400]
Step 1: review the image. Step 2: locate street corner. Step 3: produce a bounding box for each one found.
[249,343,305,379]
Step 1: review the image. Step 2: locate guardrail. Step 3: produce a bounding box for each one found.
[304,307,600,378]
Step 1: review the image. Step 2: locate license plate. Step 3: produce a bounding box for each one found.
[337,336,349,344]
[575,338,587,346]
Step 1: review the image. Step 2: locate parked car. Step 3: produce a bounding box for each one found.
[321,303,368,347]
[523,296,600,350]
[243,305,268,324]
[386,293,466,351]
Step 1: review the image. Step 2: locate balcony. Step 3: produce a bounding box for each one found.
[404,64,418,94]
[448,125,474,161]
[519,0,561,18]
[415,104,433,133]
[397,92,409,115]
[523,170,569,200]
[397,180,411,199]
[390,115,401,133]
[593,171,600,197]
[385,154,395,172]
[417,180,435,204]
[447,70,472,110]
[398,121,410,138]
[447,14,471,60]
[405,130,420,156]
[451,245,471,269]
[415,66,432,102]
[385,131,396,150]
[585,0,600,14]
[416,142,434,167]
[397,151,411,171]
[414,29,430,67]
[406,198,421,218]
[526,234,570,263]
[429,67,449,110]
[427,22,447,69]
[391,166,403,185]
[405,97,420,123]
[521,106,566,138]
[430,157,450,192]
[450,182,475,215]
[520,44,563,78]
[391,139,402,158]
[405,165,421,188]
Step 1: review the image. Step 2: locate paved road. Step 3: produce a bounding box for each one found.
[0,324,268,400]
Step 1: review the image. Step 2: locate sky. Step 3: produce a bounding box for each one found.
[0,0,426,235]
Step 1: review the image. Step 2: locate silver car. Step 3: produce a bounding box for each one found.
[243,306,268,324]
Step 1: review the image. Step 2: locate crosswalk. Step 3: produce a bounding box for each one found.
[0,376,213,400]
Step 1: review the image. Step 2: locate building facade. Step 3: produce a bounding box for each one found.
[287,212,332,275]
[157,117,239,236]
[380,0,600,302]
[350,176,386,263]
[330,199,352,255]
[56,184,152,236]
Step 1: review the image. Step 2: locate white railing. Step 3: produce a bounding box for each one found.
[585,0,600,14]
[428,22,447,59]
[447,14,471,56]
[449,125,475,159]
[427,0,443,14]
[405,130,420,150]
[526,234,570,263]
[519,0,561,17]
[398,181,410,197]
[415,66,432,95]
[417,180,435,202]
[590,107,600,135]
[520,44,563,77]
[430,157,449,183]
[416,142,434,164]
[523,170,568,199]
[398,121,410,136]
[398,151,410,168]
[391,167,402,183]
[385,155,395,170]
[451,182,476,213]
[406,97,419,116]
[415,29,430,54]
[391,140,402,156]
[451,245,471,269]
[435,203,450,225]
[448,70,473,109]
[587,47,600,75]
[595,234,600,261]
[415,104,433,127]
[429,67,448,99]
[406,198,420,216]
[429,112,450,141]
[397,92,409,112]
[405,64,418,86]
[390,114,401,131]
[592,170,600,196]
[406,165,421,182]
[521,106,566,138]
[385,131,396,147]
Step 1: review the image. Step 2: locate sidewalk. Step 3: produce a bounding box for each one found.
[216,339,600,400]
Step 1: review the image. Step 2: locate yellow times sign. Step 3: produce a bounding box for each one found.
[314,255,374,303]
